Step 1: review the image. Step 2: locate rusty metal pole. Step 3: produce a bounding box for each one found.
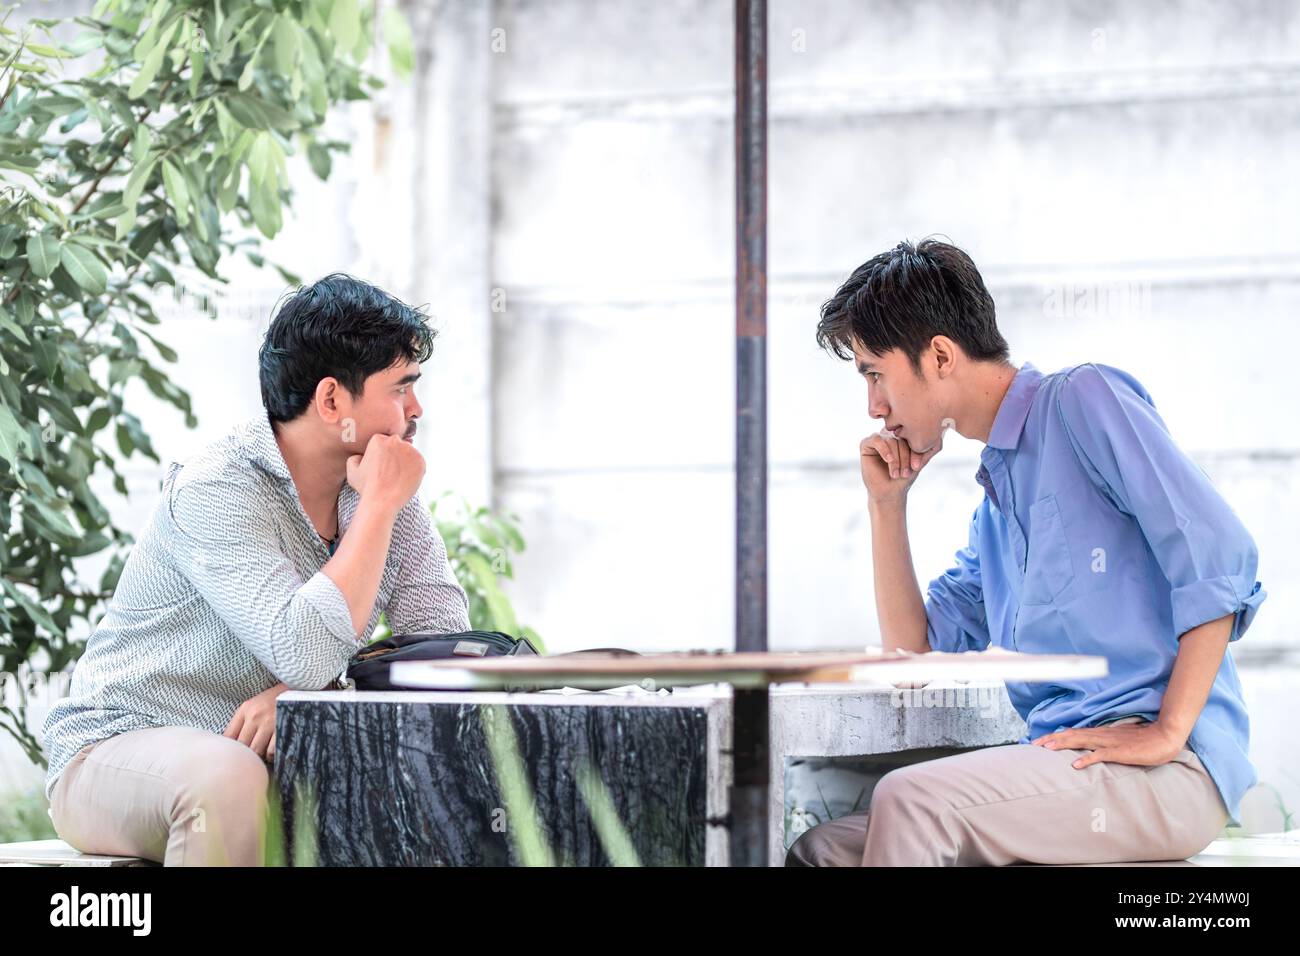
[731,0,769,867]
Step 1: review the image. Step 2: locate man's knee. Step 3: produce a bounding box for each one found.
[785,811,872,867]
[171,736,270,828]
[870,762,952,821]
[785,826,821,866]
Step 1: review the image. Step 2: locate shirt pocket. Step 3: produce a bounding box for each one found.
[1021,493,1075,605]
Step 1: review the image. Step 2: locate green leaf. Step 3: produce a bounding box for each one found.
[108,357,142,387]
[307,142,331,180]
[249,178,281,238]
[139,326,178,362]
[128,217,164,260]
[161,159,190,225]
[86,407,112,433]
[32,94,85,117]
[19,462,57,504]
[114,206,136,242]
[382,7,414,77]
[115,421,135,456]
[80,201,128,222]
[132,0,171,62]
[130,125,153,164]
[247,130,273,186]
[65,31,104,58]
[26,233,60,277]
[0,402,31,466]
[37,392,85,436]
[1,580,60,634]
[224,91,299,133]
[64,532,113,558]
[329,0,361,53]
[51,265,84,300]
[0,309,29,344]
[60,243,109,295]
[0,224,19,258]
[188,48,205,99]
[32,333,60,377]
[26,43,73,59]
[128,18,179,99]
[273,17,299,74]
[30,497,81,540]
[213,99,237,142]
[217,163,241,213]
[13,294,34,327]
[122,156,158,214]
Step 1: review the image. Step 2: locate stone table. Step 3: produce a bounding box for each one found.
[273,689,731,866]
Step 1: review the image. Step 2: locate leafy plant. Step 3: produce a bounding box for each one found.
[0,0,414,767]
[430,492,544,651]
[0,782,57,842]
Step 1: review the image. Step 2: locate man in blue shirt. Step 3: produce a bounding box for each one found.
[787,239,1266,866]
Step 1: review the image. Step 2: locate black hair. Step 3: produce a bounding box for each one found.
[258,273,436,423]
[815,238,1010,374]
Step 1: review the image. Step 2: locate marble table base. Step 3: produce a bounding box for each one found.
[274,691,729,866]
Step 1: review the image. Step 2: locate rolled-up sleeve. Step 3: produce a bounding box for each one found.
[925,505,992,653]
[165,474,362,689]
[383,495,471,636]
[1056,363,1266,641]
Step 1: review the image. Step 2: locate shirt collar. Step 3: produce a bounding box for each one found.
[244,410,293,482]
[984,361,1044,451]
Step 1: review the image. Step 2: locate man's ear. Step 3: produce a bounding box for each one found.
[929,336,957,379]
[313,376,345,424]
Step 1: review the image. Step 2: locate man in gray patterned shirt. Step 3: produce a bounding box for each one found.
[42,275,470,865]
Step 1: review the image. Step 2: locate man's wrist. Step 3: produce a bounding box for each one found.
[357,489,407,521]
[1152,715,1192,747]
[868,495,908,517]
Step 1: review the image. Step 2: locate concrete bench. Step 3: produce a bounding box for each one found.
[1013,832,1300,867]
[771,681,1300,867]
[0,839,156,867]
[1184,831,1299,867]
[772,679,1029,864]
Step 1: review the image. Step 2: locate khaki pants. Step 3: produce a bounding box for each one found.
[48,726,273,867]
[786,717,1230,866]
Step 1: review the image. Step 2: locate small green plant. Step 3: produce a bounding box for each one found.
[429,492,544,652]
[364,494,542,648]
[0,783,57,842]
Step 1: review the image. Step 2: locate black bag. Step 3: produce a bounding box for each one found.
[343,630,643,691]
[345,630,540,691]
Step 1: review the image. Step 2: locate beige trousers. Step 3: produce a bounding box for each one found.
[786,717,1230,866]
[48,725,273,867]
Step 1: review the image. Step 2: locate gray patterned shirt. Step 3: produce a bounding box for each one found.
[41,411,470,799]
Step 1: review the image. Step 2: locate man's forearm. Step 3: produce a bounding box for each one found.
[321,495,401,636]
[868,499,929,654]
[1156,611,1234,745]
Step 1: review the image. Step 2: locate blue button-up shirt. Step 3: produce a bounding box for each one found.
[924,361,1266,826]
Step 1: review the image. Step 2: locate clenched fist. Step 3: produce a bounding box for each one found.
[860,422,949,504]
[346,432,425,513]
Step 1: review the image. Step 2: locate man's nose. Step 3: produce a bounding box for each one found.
[866,382,887,420]
[408,394,423,420]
